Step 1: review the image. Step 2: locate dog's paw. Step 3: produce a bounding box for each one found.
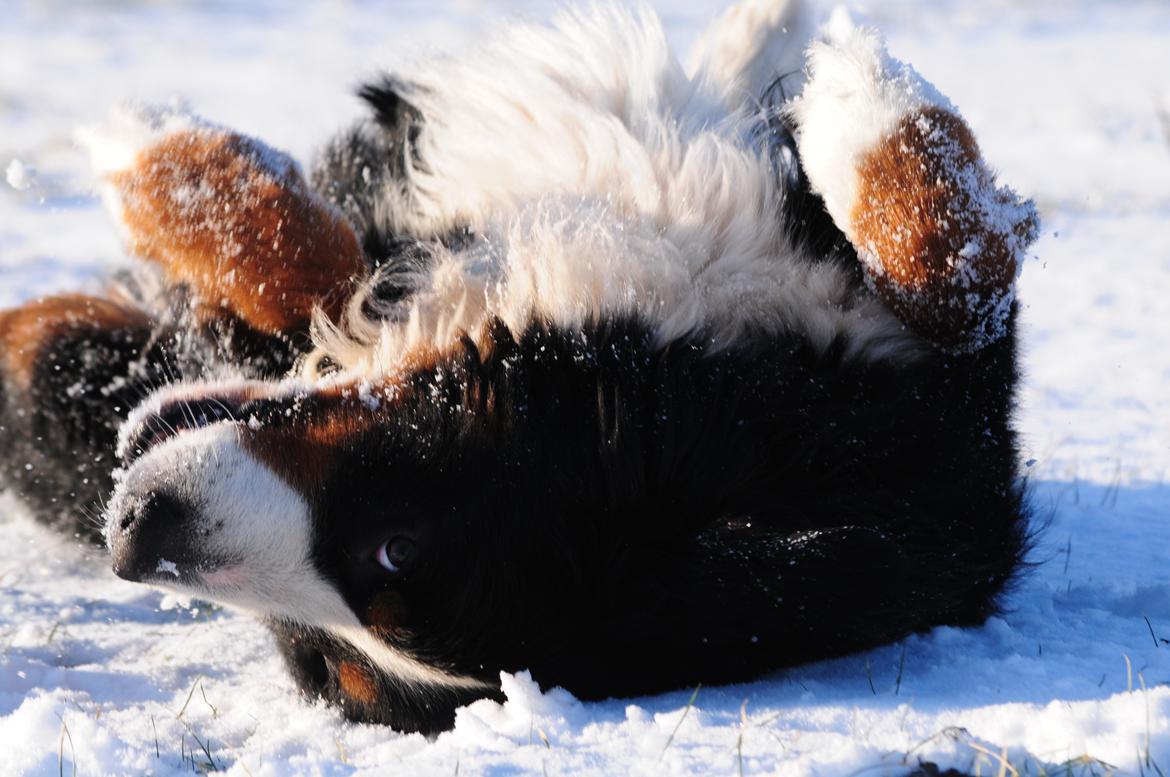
[77,104,367,336]
[790,11,1038,351]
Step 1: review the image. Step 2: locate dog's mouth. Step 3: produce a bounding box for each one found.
[120,395,244,466]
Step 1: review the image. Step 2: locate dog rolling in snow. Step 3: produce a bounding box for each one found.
[0,1,1038,733]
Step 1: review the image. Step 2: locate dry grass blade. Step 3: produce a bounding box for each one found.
[967,741,1019,777]
[55,712,77,777]
[659,684,701,760]
[176,675,202,719]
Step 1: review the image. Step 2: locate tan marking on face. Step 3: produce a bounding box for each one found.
[0,294,151,390]
[337,660,379,705]
[366,591,411,637]
[237,319,520,501]
[241,407,373,498]
[852,107,1038,347]
[111,129,367,335]
[238,339,457,499]
[238,375,398,499]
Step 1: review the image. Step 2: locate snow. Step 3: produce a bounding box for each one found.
[5,160,35,192]
[2,1,1169,775]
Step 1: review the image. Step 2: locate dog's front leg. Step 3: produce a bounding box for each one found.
[790,15,1039,352]
[79,106,369,367]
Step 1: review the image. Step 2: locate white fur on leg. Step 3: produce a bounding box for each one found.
[75,102,300,250]
[687,0,813,109]
[788,9,955,242]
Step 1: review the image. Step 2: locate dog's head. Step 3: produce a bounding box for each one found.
[103,327,590,699]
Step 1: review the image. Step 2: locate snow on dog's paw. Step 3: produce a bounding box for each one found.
[790,9,1039,352]
[76,103,366,336]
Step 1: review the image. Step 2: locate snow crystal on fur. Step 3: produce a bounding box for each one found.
[76,101,301,258]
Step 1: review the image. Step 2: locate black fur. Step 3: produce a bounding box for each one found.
[755,75,863,276]
[240,310,1025,730]
[311,77,424,264]
[0,316,159,540]
[269,621,503,733]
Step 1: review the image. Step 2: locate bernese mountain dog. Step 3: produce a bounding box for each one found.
[0,0,1037,734]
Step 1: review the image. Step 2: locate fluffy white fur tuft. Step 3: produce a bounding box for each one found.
[74,102,205,244]
[308,2,922,379]
[687,0,813,108]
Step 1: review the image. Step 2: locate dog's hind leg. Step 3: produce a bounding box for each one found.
[78,106,369,372]
[790,15,1039,352]
[0,294,167,540]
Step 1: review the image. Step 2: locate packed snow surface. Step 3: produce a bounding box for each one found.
[2,1,1170,775]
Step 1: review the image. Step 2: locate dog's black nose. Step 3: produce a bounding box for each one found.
[109,492,199,582]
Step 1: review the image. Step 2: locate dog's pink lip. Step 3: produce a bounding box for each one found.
[199,565,249,588]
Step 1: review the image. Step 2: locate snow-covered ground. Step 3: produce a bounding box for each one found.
[2,0,1169,774]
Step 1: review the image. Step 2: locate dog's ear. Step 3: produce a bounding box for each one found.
[688,0,812,108]
[78,106,369,339]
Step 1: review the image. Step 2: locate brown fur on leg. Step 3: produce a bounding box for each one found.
[111,129,367,336]
[852,107,1038,351]
[0,294,152,391]
[337,660,379,705]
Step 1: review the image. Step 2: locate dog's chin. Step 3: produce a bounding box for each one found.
[119,556,244,596]
[142,566,297,620]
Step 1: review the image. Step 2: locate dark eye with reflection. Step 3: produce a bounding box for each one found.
[375,538,416,574]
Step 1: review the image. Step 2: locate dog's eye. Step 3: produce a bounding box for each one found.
[375,538,416,573]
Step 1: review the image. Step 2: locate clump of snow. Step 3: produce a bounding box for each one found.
[5,159,35,191]
[155,558,179,577]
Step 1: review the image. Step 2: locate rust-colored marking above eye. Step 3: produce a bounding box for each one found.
[851,106,1037,348]
[111,129,367,336]
[0,294,152,390]
[239,387,383,499]
[367,591,411,637]
[337,660,379,705]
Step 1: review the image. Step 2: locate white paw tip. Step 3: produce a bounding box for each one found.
[74,100,212,177]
